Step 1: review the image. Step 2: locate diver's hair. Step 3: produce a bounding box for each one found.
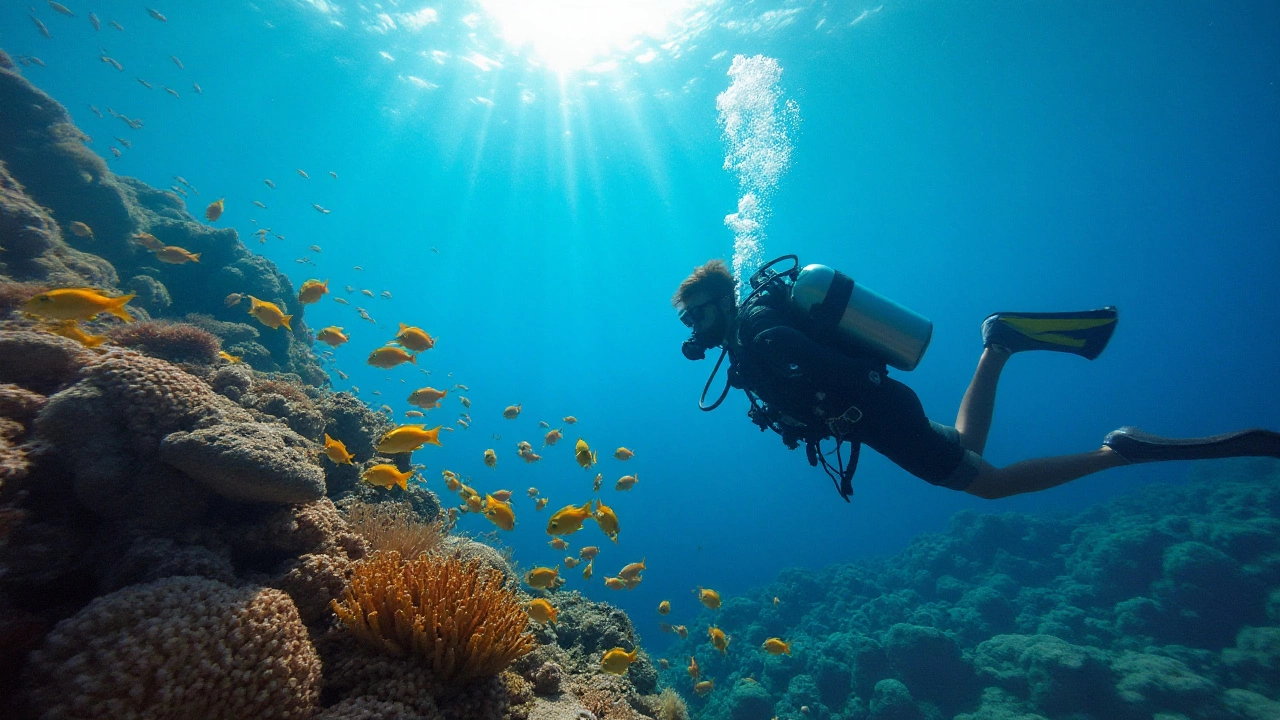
[672,259,736,308]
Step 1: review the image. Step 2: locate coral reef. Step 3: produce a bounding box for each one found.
[332,550,537,684]
[0,62,321,381]
[24,576,322,718]
[662,458,1280,720]
[0,53,669,720]
[106,319,223,365]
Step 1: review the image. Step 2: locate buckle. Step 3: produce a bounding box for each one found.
[826,405,863,438]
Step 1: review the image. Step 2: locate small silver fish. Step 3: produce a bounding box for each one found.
[101,55,123,71]
[109,20,124,31]
[313,203,330,214]
[136,78,152,89]
[89,105,103,118]
[264,179,276,189]
[163,86,179,98]
[48,1,75,17]
[329,171,338,179]
[31,15,52,39]
[89,12,100,30]
[253,200,267,208]
[192,82,202,94]
[146,8,167,22]
[170,55,183,69]
[297,169,309,179]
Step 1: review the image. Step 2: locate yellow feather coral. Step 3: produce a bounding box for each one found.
[332,550,535,684]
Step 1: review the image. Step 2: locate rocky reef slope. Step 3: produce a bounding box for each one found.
[0,52,677,720]
[668,459,1280,720]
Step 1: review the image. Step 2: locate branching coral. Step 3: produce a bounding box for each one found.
[106,319,222,364]
[332,550,536,685]
[343,500,444,559]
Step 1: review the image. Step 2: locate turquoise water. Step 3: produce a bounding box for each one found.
[4,0,1278,647]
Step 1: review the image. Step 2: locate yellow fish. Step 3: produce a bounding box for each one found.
[407,387,447,409]
[298,279,329,304]
[464,493,483,513]
[624,576,642,590]
[492,490,513,502]
[687,656,700,679]
[618,558,645,581]
[763,638,791,655]
[535,497,548,511]
[367,346,416,368]
[395,324,435,352]
[445,475,462,493]
[527,598,557,625]
[205,197,224,222]
[773,596,781,605]
[657,600,670,615]
[579,546,599,560]
[69,221,94,238]
[544,428,563,446]
[698,587,722,610]
[404,410,424,418]
[524,566,560,590]
[376,425,443,454]
[519,449,542,464]
[46,320,106,348]
[604,576,625,590]
[563,416,578,424]
[593,474,603,492]
[528,487,539,498]
[25,288,134,322]
[482,494,516,531]
[323,434,354,465]
[582,560,593,580]
[564,557,580,568]
[549,537,568,550]
[459,396,471,408]
[674,625,689,639]
[614,447,634,460]
[615,474,638,491]
[593,498,619,542]
[317,326,348,347]
[503,404,522,419]
[483,449,497,468]
[134,232,165,250]
[600,647,638,676]
[218,350,242,363]
[709,626,729,653]
[154,246,200,264]
[361,464,413,491]
[694,680,714,696]
[574,438,598,469]
[547,501,593,536]
[247,296,292,330]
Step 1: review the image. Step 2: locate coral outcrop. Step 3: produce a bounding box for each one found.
[24,576,323,718]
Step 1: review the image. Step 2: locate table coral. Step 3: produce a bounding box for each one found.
[160,421,326,504]
[24,575,322,719]
[332,550,536,685]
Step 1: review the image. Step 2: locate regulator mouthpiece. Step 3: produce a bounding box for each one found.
[682,336,707,361]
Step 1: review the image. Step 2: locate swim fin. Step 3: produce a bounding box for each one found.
[1103,426,1280,463]
[982,306,1118,360]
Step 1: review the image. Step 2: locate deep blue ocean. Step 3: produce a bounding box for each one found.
[4,0,1278,651]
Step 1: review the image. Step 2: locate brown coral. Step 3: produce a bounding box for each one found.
[0,329,93,395]
[106,319,222,364]
[24,575,322,719]
[332,551,536,685]
[342,499,444,559]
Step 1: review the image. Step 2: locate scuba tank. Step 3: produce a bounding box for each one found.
[790,264,932,372]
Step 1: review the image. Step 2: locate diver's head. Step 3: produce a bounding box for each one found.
[673,259,737,360]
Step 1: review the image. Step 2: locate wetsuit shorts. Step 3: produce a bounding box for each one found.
[857,376,982,491]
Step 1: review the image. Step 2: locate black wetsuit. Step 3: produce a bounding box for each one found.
[728,292,981,491]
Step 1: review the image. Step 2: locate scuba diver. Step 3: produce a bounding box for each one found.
[674,255,1280,500]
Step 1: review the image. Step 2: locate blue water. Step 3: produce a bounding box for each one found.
[4,0,1278,649]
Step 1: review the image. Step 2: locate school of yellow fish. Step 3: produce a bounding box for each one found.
[14,2,778,698]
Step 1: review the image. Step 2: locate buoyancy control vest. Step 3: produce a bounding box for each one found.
[697,255,933,501]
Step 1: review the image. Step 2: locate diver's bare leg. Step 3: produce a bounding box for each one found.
[955,347,1009,455]
[965,447,1129,499]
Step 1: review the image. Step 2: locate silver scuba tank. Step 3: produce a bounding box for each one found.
[789,264,933,371]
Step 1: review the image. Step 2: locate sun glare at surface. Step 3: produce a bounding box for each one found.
[477,0,702,72]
